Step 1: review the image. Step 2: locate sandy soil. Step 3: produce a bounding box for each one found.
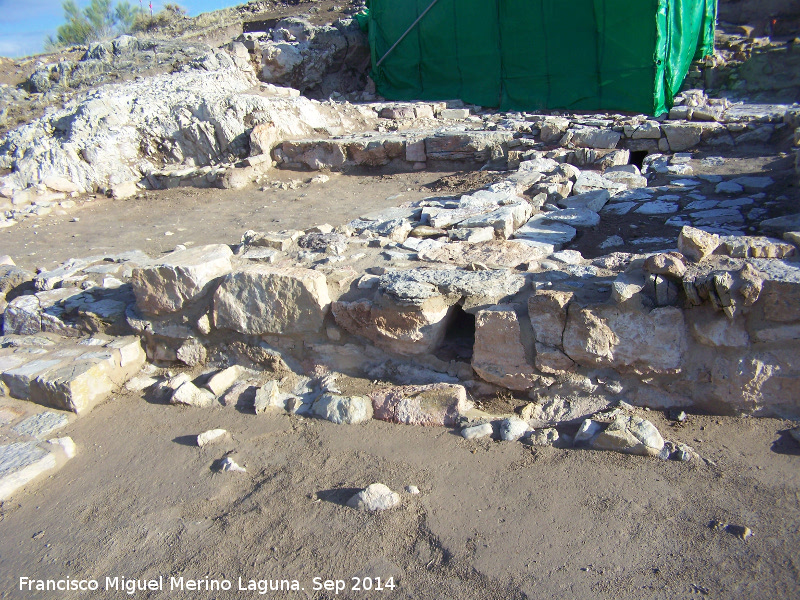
[0,169,459,272]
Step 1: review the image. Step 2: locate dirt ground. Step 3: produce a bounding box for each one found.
[0,169,456,272]
[0,384,798,600]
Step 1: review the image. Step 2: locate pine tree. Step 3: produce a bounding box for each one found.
[45,0,144,50]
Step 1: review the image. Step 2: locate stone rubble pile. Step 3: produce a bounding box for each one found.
[240,17,371,99]
[2,18,800,500]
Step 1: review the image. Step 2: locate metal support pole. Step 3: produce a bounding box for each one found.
[375,0,441,67]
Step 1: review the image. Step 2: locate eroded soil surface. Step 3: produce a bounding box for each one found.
[1,382,798,600]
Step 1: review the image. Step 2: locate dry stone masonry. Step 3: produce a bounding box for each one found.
[1,18,800,500]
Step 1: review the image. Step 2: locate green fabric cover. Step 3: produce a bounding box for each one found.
[367,0,716,116]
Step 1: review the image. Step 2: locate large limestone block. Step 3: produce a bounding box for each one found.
[563,305,685,374]
[377,267,526,313]
[132,244,233,315]
[424,131,513,161]
[678,226,720,261]
[370,383,470,426]
[311,393,373,424]
[691,312,749,348]
[332,293,453,356]
[661,123,703,151]
[472,306,538,390]
[528,290,573,347]
[214,265,331,335]
[702,349,800,416]
[754,259,800,323]
[2,358,63,400]
[281,140,347,171]
[561,127,621,149]
[30,360,116,414]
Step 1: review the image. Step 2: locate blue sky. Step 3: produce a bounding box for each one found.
[0,0,245,58]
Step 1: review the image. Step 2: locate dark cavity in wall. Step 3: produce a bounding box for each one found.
[629,150,649,170]
[435,306,476,362]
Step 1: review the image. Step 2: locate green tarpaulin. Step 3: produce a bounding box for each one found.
[367,0,716,116]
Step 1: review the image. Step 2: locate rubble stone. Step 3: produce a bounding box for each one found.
[347,483,400,512]
[0,442,58,501]
[170,381,215,408]
[590,414,665,457]
[678,226,720,261]
[311,393,373,424]
[370,383,470,426]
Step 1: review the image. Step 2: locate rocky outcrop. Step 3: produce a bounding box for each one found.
[254,17,371,98]
[0,57,377,195]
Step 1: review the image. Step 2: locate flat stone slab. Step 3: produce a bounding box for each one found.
[635,201,680,215]
[715,181,744,194]
[722,104,788,122]
[0,442,57,500]
[539,208,600,227]
[690,208,745,226]
[378,268,526,310]
[0,335,145,414]
[760,213,800,235]
[514,215,577,246]
[558,189,610,212]
[732,176,773,189]
[602,202,636,215]
[419,240,546,268]
[11,411,69,439]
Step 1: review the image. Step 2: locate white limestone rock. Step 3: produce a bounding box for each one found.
[590,414,665,457]
[461,422,493,440]
[311,393,373,424]
[346,483,401,512]
[170,381,215,408]
[197,428,227,447]
[499,417,531,441]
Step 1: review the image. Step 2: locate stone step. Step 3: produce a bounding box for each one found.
[0,334,146,414]
[0,397,76,501]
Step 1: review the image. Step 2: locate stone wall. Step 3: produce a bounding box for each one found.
[3,160,798,420]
